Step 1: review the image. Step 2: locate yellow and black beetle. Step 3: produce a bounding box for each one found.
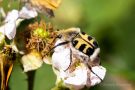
[51,28,102,81]
[53,28,100,61]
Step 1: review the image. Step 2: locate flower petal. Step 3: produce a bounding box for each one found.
[54,64,88,90]
[5,22,16,39]
[19,6,38,19]
[52,47,71,71]
[0,9,20,39]
[53,39,66,52]
[63,66,87,90]
[0,21,16,39]
[21,51,43,72]
[90,66,106,86]
[5,10,19,22]
[43,56,52,65]
[52,39,71,71]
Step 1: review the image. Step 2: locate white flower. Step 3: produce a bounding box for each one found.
[52,39,106,90]
[0,6,38,39]
[54,64,106,90]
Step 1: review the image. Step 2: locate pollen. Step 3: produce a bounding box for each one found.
[25,21,58,57]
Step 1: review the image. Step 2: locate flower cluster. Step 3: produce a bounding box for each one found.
[0,1,106,90]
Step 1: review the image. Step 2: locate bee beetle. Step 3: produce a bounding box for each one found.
[54,28,100,63]
[52,28,102,81]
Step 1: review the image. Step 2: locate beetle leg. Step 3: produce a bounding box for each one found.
[86,63,103,82]
[46,41,70,55]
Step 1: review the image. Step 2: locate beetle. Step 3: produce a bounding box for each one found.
[50,28,102,81]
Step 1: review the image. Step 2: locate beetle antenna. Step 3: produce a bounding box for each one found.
[46,41,70,55]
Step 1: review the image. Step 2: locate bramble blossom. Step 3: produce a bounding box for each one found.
[52,38,106,90]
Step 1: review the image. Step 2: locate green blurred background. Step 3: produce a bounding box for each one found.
[1,0,135,90]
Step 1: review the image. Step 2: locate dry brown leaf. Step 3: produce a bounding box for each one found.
[29,0,61,10]
[26,0,62,17]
